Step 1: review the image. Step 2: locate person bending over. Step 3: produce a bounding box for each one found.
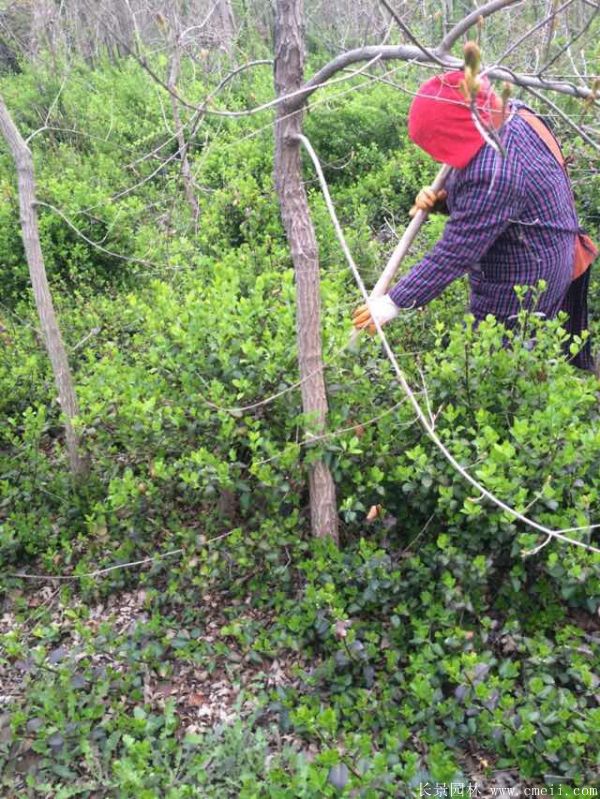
[353,70,596,370]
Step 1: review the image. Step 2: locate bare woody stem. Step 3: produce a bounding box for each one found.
[273,0,339,542]
[0,95,86,477]
[167,34,201,228]
[438,0,523,53]
[298,45,597,114]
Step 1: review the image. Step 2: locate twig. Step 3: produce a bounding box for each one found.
[523,84,600,151]
[378,0,446,67]
[251,398,418,469]
[9,529,238,581]
[522,532,554,556]
[480,0,577,73]
[71,326,101,352]
[25,70,71,144]
[400,511,437,555]
[34,201,159,268]
[10,549,184,581]
[537,6,598,73]
[198,54,384,117]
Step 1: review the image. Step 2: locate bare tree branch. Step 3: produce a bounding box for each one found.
[538,7,599,73]
[298,44,598,113]
[34,201,160,268]
[438,0,524,54]
[165,24,200,227]
[378,0,446,66]
[524,84,600,151]
[9,529,237,581]
[481,0,579,76]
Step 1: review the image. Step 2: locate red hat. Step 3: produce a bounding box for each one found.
[408,70,501,169]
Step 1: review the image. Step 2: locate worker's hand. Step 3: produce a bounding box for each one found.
[352,295,400,335]
[409,186,448,218]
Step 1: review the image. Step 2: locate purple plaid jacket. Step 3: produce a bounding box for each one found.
[389,104,579,323]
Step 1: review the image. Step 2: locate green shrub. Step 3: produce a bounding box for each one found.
[1,55,599,796]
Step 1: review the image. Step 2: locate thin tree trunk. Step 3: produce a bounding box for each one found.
[217,0,236,53]
[167,42,201,229]
[443,0,454,36]
[0,96,86,478]
[542,0,559,63]
[273,0,338,542]
[30,0,48,60]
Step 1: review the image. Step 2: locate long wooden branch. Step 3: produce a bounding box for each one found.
[298,46,597,113]
[438,0,523,53]
[369,165,453,300]
[348,164,452,347]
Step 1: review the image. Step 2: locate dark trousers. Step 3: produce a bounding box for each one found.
[561,267,594,372]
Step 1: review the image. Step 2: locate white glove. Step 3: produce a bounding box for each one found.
[352,294,400,334]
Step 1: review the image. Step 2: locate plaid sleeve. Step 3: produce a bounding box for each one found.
[388,148,526,310]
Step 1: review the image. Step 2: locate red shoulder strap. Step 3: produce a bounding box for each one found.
[517,108,565,168]
[518,108,598,279]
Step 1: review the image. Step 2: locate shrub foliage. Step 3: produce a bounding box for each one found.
[0,57,598,797]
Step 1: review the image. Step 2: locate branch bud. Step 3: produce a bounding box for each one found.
[462,41,482,99]
[155,12,168,30]
[583,78,599,110]
[501,81,512,107]
[463,41,481,74]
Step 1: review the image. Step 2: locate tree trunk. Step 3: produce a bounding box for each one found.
[0,96,86,478]
[167,41,201,229]
[273,0,338,542]
[30,0,49,60]
[217,0,236,53]
[442,0,454,37]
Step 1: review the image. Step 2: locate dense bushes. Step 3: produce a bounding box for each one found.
[1,56,599,796]
[0,59,193,303]
[270,533,600,788]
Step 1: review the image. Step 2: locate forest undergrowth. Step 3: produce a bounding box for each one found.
[0,55,599,797]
